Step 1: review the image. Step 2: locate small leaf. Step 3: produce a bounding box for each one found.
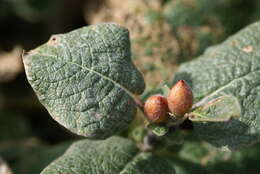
[40,137,175,174]
[147,123,169,136]
[23,23,145,139]
[173,21,260,150]
[189,95,241,122]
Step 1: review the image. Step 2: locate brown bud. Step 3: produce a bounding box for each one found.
[167,80,193,116]
[144,95,169,123]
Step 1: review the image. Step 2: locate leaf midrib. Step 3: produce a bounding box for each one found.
[26,53,136,101]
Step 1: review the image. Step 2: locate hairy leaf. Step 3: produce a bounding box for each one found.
[174,140,260,174]
[189,95,241,122]
[166,157,211,174]
[147,123,169,136]
[173,21,260,150]
[23,23,145,139]
[40,137,175,174]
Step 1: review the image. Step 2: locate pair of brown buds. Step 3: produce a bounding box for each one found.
[144,80,193,123]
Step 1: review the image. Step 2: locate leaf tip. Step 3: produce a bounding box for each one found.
[47,35,60,46]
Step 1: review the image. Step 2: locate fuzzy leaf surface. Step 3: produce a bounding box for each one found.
[23,23,145,139]
[40,137,175,174]
[173,21,260,150]
[147,123,169,136]
[189,95,241,122]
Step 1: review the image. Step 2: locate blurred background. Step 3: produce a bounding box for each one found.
[0,0,259,173]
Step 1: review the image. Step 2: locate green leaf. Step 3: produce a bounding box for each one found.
[147,123,169,136]
[40,136,175,174]
[208,143,260,174]
[188,95,241,122]
[23,23,145,139]
[173,140,260,174]
[166,157,211,174]
[173,21,260,150]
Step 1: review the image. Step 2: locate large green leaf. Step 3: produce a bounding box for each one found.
[174,140,260,174]
[40,136,175,174]
[23,23,145,139]
[166,157,211,174]
[173,21,260,150]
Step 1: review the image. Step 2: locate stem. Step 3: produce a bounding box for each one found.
[134,95,144,112]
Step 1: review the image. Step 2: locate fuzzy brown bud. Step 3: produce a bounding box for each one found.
[144,95,169,123]
[167,80,193,116]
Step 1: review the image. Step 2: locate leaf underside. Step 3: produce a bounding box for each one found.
[40,136,175,174]
[173,21,260,150]
[23,23,145,139]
